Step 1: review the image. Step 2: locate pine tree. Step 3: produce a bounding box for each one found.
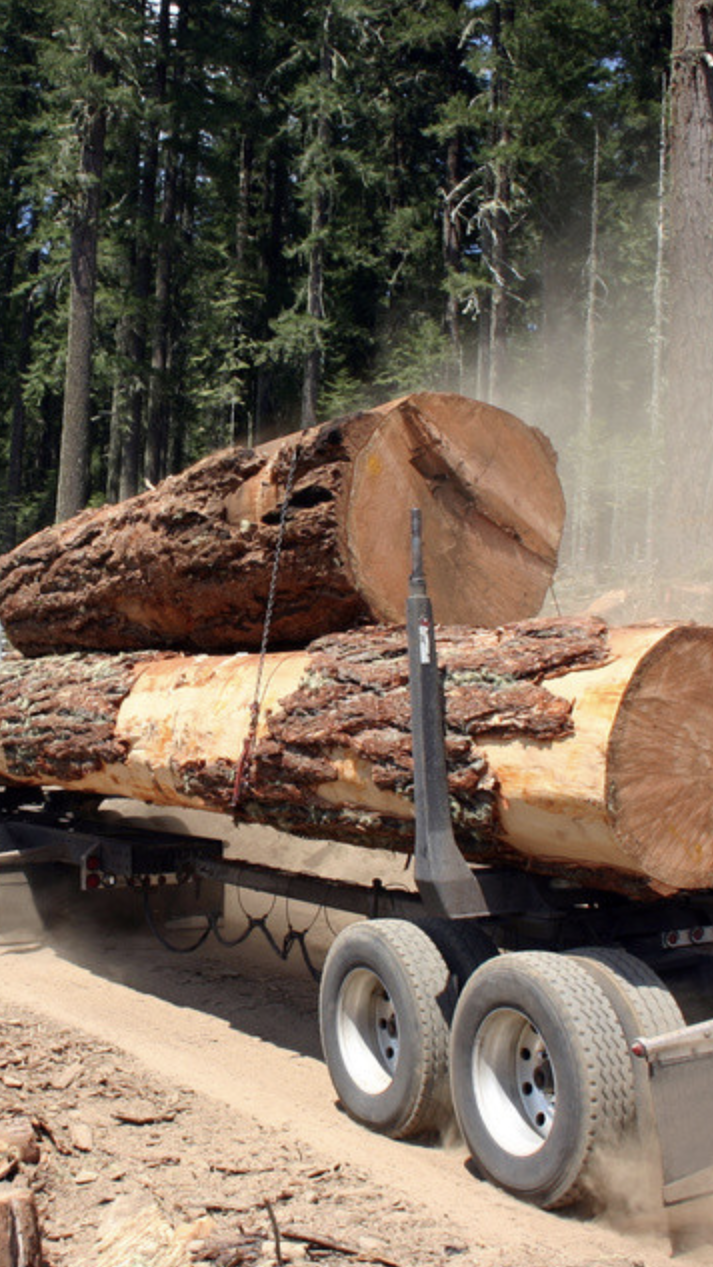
[55,42,109,522]
[0,0,47,547]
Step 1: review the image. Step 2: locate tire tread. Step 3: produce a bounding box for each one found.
[572,945,684,1037]
[450,949,635,1208]
[319,918,452,1140]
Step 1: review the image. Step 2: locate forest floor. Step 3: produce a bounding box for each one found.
[0,809,712,1267]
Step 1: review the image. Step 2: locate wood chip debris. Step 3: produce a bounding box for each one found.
[112,1100,179,1125]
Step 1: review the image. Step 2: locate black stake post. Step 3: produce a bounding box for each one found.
[406,508,481,917]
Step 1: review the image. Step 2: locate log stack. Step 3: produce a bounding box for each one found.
[1,392,711,900]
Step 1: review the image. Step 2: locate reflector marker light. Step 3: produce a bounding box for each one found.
[662,926,713,949]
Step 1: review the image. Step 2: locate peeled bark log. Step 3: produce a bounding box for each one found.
[0,392,564,657]
[3,618,713,897]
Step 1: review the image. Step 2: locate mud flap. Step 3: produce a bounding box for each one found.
[633,1020,713,1252]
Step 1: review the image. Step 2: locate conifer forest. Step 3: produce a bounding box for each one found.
[1,0,711,614]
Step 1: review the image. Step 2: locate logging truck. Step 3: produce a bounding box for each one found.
[0,515,713,1225]
[1,394,713,1227]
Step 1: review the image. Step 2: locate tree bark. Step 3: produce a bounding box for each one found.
[301,2,333,428]
[55,51,107,524]
[664,0,713,572]
[572,127,600,572]
[119,0,166,502]
[0,392,565,656]
[2,617,713,898]
[483,0,515,404]
[2,280,35,552]
[144,0,176,488]
[443,124,463,389]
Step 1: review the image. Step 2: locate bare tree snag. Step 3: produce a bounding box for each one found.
[3,617,713,897]
[0,393,564,657]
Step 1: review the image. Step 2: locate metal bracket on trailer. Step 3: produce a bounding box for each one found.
[0,818,223,889]
[633,1020,713,1251]
[406,508,485,918]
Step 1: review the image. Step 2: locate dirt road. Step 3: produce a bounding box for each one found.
[0,811,708,1266]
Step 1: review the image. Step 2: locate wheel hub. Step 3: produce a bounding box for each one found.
[472,1006,555,1156]
[336,967,399,1095]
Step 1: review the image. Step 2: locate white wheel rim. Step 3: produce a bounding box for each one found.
[336,968,399,1095]
[472,1007,555,1156]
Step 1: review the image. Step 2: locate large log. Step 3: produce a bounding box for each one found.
[1,618,713,898]
[0,393,564,657]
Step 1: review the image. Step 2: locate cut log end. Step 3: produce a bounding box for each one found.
[608,625,713,890]
[347,392,565,628]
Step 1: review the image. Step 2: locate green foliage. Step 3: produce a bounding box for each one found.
[0,0,674,565]
[374,314,454,397]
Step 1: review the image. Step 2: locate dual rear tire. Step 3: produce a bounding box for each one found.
[448,951,635,1207]
[319,919,679,1208]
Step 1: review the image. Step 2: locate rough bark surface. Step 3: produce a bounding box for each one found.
[0,615,636,888]
[0,393,565,657]
[8,616,713,896]
[0,652,167,785]
[243,618,608,853]
[55,54,107,525]
[664,0,713,570]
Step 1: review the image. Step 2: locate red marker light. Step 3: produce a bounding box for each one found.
[85,873,101,891]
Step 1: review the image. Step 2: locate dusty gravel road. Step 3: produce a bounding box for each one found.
[0,808,710,1267]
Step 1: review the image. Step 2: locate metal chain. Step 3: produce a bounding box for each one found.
[231,439,304,806]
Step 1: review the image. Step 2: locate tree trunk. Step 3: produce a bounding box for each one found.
[2,277,35,552]
[55,51,107,524]
[664,0,713,573]
[144,144,176,486]
[646,76,668,568]
[301,2,333,428]
[0,392,565,656]
[2,617,713,898]
[484,0,515,405]
[119,0,165,502]
[443,132,463,390]
[106,313,133,504]
[144,0,175,488]
[572,128,600,572]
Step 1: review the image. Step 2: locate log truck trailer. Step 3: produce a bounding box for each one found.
[0,514,712,1226]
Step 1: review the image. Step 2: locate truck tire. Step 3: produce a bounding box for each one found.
[449,951,635,1208]
[571,946,684,1041]
[319,919,452,1139]
[570,945,684,1135]
[418,917,498,995]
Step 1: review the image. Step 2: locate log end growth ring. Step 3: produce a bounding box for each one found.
[607,625,713,891]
